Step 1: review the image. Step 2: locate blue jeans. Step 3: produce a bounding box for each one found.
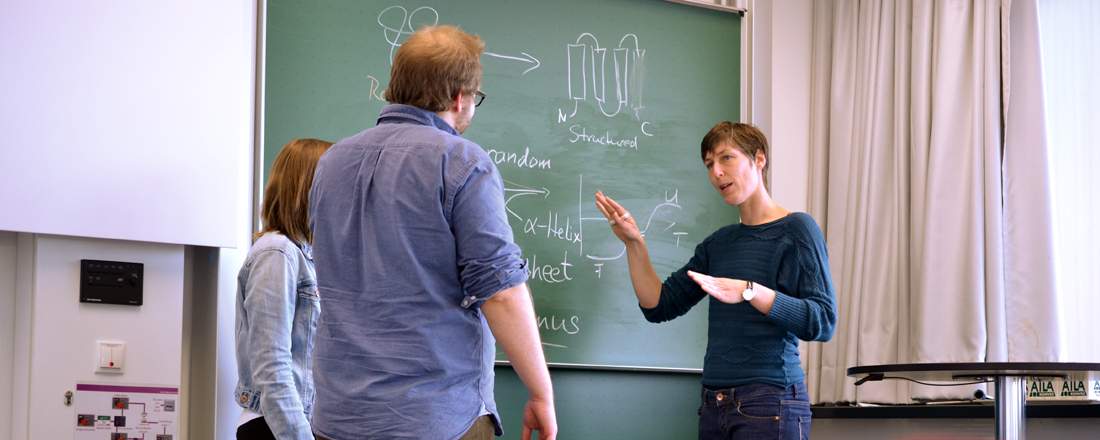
[698,382,812,440]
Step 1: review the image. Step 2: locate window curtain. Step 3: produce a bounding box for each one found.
[800,0,1061,404]
[1037,0,1100,363]
[1002,0,1060,364]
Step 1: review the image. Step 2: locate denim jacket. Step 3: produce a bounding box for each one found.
[234,232,319,440]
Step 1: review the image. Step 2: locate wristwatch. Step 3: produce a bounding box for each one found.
[742,281,756,302]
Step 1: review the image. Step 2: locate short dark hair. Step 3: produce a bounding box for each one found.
[384,25,484,112]
[700,121,770,188]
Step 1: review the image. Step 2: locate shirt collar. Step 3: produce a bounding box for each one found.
[299,241,313,261]
[376,103,458,135]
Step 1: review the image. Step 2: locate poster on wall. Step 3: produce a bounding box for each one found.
[73,383,178,440]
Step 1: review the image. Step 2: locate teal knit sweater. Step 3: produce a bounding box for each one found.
[642,212,838,388]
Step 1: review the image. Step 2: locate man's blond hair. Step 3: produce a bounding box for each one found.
[385,25,484,112]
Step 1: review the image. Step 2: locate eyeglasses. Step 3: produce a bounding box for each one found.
[474,90,486,107]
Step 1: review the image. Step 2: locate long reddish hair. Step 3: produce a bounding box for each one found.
[257,138,333,244]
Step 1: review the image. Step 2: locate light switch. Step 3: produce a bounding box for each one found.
[95,340,125,374]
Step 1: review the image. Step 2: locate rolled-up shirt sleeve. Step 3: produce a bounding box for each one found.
[450,158,528,308]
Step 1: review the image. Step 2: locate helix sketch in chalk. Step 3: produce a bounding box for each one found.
[377,5,440,64]
[560,33,647,121]
[375,5,541,75]
[582,187,685,263]
[502,174,688,273]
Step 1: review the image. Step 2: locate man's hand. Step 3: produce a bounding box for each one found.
[482,284,557,440]
[521,397,558,440]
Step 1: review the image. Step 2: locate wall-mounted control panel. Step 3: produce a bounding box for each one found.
[80,259,143,306]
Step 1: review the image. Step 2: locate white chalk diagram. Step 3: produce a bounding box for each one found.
[504,175,688,274]
[559,33,653,136]
[366,6,682,352]
[500,174,690,349]
[377,5,440,64]
[371,4,540,89]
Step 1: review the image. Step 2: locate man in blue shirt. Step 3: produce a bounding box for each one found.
[309,25,557,440]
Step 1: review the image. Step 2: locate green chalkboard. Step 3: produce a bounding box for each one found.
[264,0,740,370]
[494,366,700,439]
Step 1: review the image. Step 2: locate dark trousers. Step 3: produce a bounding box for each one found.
[237,417,276,440]
[698,382,812,440]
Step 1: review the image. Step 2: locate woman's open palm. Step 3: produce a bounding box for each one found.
[594,191,643,244]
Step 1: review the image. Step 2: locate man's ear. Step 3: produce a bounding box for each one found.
[449,92,465,113]
[755,150,767,171]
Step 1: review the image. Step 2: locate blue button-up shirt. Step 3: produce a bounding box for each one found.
[309,104,528,440]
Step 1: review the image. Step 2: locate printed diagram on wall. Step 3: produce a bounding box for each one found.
[74,383,177,440]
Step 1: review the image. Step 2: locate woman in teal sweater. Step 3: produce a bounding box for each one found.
[595,122,837,439]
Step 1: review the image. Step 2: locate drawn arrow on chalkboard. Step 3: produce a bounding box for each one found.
[503,185,551,220]
[484,51,541,75]
[504,185,550,199]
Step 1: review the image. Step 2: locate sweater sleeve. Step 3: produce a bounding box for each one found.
[641,239,709,323]
[765,215,838,341]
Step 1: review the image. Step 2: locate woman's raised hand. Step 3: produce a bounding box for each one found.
[595,191,643,244]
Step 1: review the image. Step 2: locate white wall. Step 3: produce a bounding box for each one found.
[750,0,814,211]
[767,0,813,213]
[0,1,256,438]
[217,247,251,439]
[12,233,34,440]
[14,235,184,439]
[0,231,15,436]
[0,0,255,248]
